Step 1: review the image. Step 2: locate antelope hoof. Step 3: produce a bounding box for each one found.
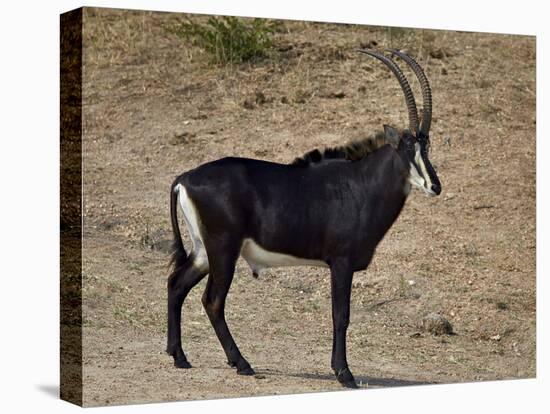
[174,356,192,369]
[335,367,357,388]
[342,380,358,389]
[237,364,255,376]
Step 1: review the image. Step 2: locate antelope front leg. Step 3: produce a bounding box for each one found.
[329,260,357,388]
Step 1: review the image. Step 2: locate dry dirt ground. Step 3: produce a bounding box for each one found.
[79,8,536,407]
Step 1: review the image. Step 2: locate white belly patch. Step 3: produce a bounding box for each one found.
[240,238,327,276]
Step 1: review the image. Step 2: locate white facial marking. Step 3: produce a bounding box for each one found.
[240,238,327,276]
[176,184,209,272]
[409,143,436,196]
[415,143,433,189]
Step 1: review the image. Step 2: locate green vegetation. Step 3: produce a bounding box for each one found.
[167,16,277,65]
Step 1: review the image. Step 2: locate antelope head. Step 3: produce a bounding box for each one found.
[358,48,442,197]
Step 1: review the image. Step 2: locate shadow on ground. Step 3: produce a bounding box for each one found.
[256,369,435,388]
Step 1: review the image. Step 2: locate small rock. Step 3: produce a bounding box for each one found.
[254,374,266,380]
[171,131,196,145]
[496,301,508,310]
[421,312,454,335]
[327,91,346,99]
[360,40,378,49]
[243,99,255,110]
[255,91,267,105]
[429,48,449,59]
[277,44,293,52]
[441,67,448,75]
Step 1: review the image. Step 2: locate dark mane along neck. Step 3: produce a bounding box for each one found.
[291,130,392,166]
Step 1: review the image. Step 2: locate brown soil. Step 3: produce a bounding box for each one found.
[79,8,536,407]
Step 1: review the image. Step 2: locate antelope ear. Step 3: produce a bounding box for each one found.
[383,124,401,148]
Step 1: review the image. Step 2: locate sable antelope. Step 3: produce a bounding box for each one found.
[166,49,441,388]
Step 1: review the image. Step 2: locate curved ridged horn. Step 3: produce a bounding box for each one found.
[358,49,419,134]
[387,49,432,138]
